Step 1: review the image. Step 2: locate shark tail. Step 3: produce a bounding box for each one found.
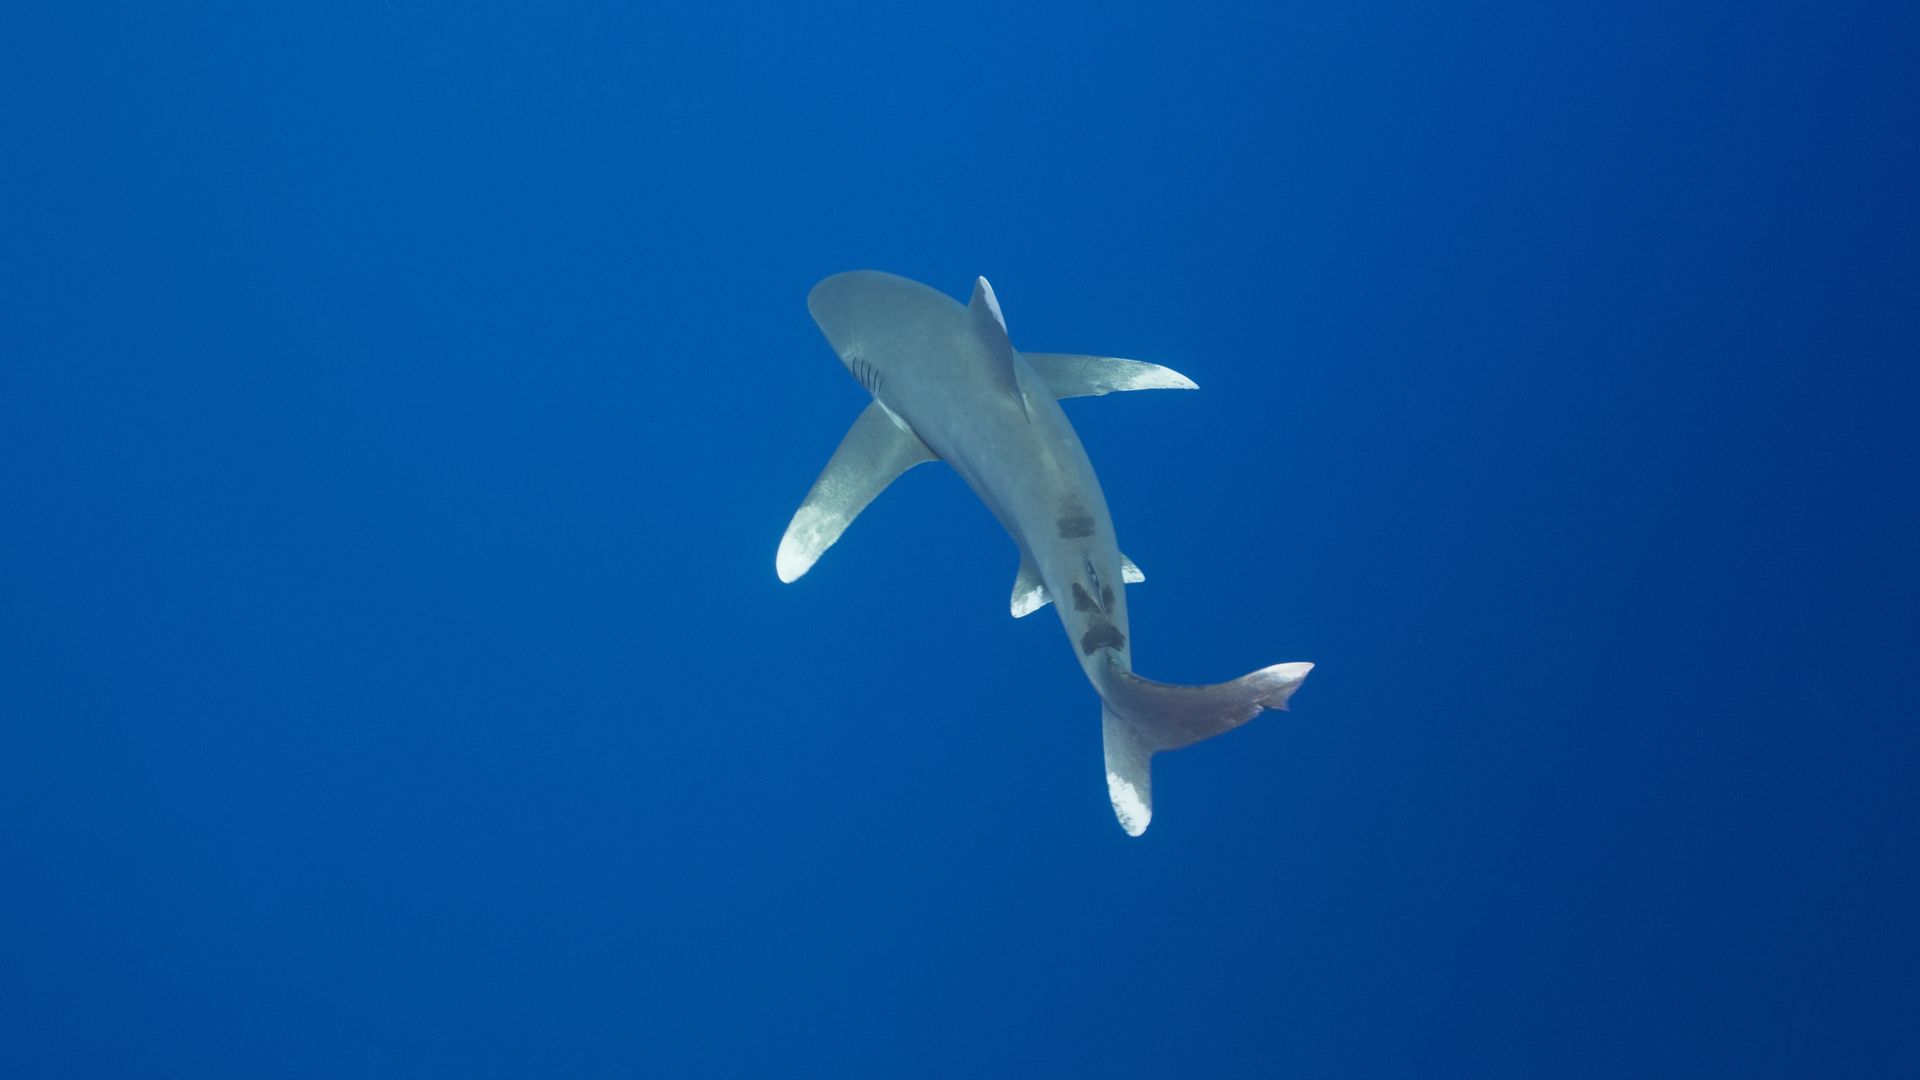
[1098,655,1313,836]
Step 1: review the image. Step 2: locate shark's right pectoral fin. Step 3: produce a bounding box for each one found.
[776,402,936,583]
[1023,353,1198,399]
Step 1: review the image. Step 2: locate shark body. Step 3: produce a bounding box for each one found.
[777,270,1312,835]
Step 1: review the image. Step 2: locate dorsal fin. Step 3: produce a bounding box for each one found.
[969,276,1007,334]
[967,276,1030,419]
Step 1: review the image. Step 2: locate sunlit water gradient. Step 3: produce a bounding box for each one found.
[3,3,1915,1075]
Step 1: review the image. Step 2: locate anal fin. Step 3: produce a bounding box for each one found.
[776,402,936,582]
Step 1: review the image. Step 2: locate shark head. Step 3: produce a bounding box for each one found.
[808,276,890,397]
[807,271,961,400]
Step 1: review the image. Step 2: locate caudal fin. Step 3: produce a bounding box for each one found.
[1097,656,1313,836]
[1102,705,1157,837]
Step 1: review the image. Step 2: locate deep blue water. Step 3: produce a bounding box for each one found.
[4,3,1917,1076]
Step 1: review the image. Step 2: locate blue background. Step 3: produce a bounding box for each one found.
[4,2,1916,1075]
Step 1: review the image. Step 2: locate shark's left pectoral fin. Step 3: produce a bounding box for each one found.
[776,402,936,583]
[1023,353,1198,399]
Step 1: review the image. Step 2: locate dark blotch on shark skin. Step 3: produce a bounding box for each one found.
[1071,583,1099,612]
[1058,515,1096,539]
[1080,621,1126,656]
[1102,585,1115,613]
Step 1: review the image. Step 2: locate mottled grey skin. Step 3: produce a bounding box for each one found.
[782,270,1313,835]
[807,272,1134,680]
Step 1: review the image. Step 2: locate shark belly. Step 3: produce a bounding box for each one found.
[907,370,1133,680]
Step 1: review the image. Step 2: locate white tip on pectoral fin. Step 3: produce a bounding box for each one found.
[1022,353,1198,399]
[1102,705,1155,836]
[776,401,935,582]
[776,503,834,584]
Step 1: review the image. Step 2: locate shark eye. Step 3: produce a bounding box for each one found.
[1084,558,1099,591]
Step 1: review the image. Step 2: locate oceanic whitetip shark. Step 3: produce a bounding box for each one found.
[776,271,1312,835]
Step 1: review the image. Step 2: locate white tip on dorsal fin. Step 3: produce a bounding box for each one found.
[1120,553,1145,584]
[969,276,1007,335]
[967,275,1031,420]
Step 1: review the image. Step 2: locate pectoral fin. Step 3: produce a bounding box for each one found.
[776,402,936,583]
[1023,353,1198,399]
[1121,553,1145,583]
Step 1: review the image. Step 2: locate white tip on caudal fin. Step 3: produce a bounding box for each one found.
[1102,705,1155,836]
[1101,657,1312,752]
